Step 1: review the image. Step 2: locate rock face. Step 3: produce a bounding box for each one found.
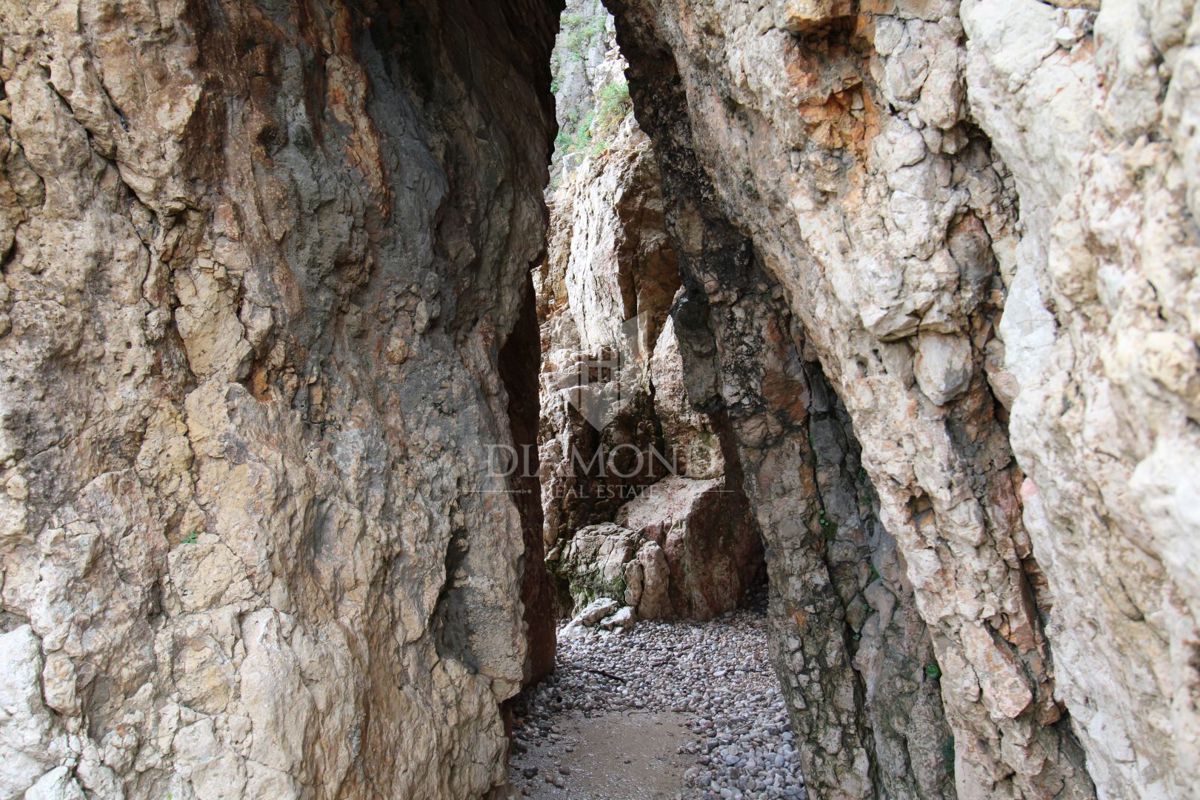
[606,0,1200,798]
[963,3,1200,796]
[549,473,761,621]
[0,1,558,797]
[615,475,761,619]
[2,0,1199,799]
[536,14,763,623]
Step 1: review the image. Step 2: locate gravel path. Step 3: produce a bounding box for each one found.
[506,601,807,799]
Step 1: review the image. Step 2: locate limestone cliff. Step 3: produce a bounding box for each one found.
[607,0,1200,797]
[0,0,1198,799]
[0,0,558,797]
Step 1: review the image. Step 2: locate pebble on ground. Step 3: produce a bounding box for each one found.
[506,595,807,800]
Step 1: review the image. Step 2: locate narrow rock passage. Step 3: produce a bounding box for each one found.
[505,595,807,800]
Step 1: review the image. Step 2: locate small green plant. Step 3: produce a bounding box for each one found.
[555,108,595,158]
[924,662,942,680]
[592,81,631,138]
[552,79,632,171]
[181,530,199,545]
[818,510,837,541]
[561,13,607,61]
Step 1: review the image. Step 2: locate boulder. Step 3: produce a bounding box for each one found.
[599,606,637,631]
[550,523,644,612]
[574,597,621,627]
[617,476,762,619]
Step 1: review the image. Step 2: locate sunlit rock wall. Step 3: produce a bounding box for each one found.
[609,0,1200,797]
[0,0,558,797]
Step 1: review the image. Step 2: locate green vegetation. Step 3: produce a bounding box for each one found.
[555,107,595,161]
[553,79,632,168]
[549,8,633,175]
[924,662,942,680]
[818,509,838,541]
[182,530,199,544]
[592,80,631,143]
[566,567,627,613]
[561,12,607,62]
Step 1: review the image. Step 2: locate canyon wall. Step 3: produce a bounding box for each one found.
[606,0,1200,798]
[0,0,558,797]
[540,5,955,795]
[1,0,1198,799]
[535,27,764,620]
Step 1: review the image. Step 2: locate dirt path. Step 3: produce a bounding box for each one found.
[503,603,807,800]
[509,710,691,799]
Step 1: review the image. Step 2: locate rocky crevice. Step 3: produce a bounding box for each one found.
[498,271,558,685]
[1,0,1199,798]
[534,2,770,627]
[535,101,765,623]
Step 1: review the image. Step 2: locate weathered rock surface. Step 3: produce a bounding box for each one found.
[536,21,762,624]
[2,0,1199,798]
[575,597,621,627]
[963,2,1200,797]
[0,1,558,797]
[606,0,1200,797]
[616,475,762,619]
[553,522,643,609]
[550,472,762,622]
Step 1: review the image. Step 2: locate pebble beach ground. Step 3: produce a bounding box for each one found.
[505,597,807,799]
